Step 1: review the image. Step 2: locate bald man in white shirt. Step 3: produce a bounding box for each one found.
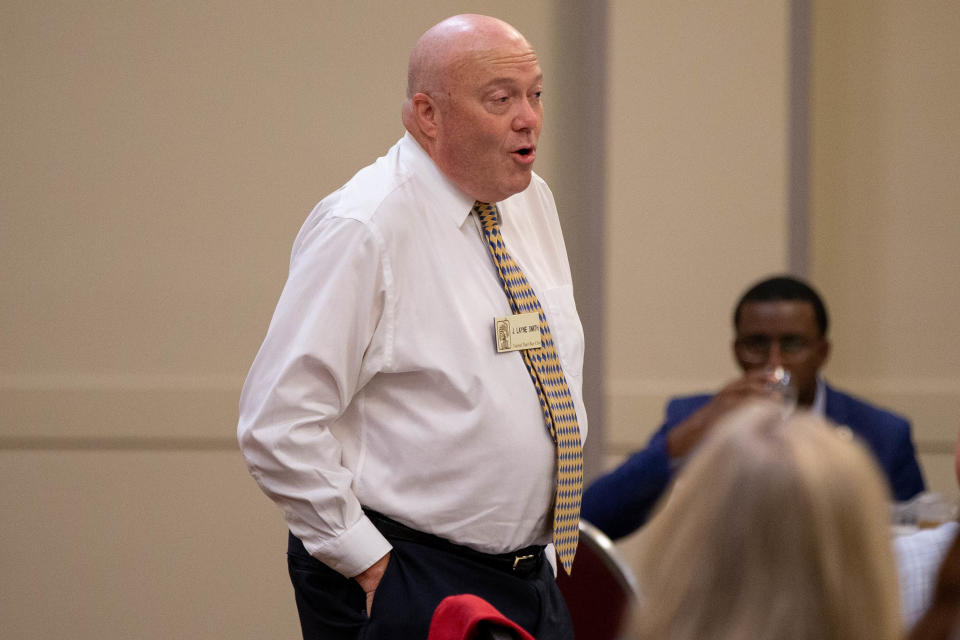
[238,14,585,640]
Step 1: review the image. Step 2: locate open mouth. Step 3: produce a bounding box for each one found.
[511,146,536,163]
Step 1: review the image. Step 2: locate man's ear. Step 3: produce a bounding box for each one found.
[816,338,831,369]
[411,92,438,138]
[731,338,744,371]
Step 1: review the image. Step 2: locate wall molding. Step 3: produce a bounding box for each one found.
[605,376,960,451]
[0,373,244,443]
[0,372,242,391]
[0,435,237,451]
[608,376,960,396]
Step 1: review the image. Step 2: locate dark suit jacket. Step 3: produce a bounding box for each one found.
[581,382,926,540]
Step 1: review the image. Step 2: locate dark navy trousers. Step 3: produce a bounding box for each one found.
[286,530,574,640]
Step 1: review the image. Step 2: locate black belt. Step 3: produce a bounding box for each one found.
[363,508,545,577]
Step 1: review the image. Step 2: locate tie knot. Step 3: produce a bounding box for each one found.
[473,201,500,231]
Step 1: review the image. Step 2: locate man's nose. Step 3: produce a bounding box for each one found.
[766,341,784,367]
[513,98,540,130]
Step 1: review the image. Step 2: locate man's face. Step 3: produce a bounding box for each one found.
[431,43,543,203]
[733,300,830,405]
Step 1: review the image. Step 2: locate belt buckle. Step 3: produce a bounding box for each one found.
[512,553,535,570]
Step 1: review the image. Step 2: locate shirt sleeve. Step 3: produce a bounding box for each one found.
[889,418,927,501]
[580,396,708,540]
[237,213,393,577]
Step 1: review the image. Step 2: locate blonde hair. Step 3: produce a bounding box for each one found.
[633,400,900,640]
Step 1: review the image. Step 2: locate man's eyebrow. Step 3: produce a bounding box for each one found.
[480,74,544,90]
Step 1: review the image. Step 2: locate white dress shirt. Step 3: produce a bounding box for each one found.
[811,377,826,416]
[894,520,959,629]
[238,133,587,578]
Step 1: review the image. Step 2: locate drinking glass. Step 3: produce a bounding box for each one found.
[763,365,797,409]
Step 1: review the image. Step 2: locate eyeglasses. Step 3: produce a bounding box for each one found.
[734,335,818,364]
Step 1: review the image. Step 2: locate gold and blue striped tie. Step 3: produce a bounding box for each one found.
[474,201,583,574]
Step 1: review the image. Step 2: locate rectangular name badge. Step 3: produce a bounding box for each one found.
[494,312,542,353]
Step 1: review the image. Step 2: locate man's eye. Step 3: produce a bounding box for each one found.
[741,337,770,350]
[780,336,809,352]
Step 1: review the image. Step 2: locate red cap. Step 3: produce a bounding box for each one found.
[427,594,536,640]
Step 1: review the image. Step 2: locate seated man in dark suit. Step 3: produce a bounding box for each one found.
[582,275,926,540]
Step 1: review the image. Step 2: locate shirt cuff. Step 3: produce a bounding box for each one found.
[304,515,393,578]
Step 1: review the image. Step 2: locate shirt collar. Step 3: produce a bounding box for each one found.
[810,376,827,416]
[399,132,477,228]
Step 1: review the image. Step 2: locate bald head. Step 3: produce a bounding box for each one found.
[406,14,531,99]
[402,14,543,203]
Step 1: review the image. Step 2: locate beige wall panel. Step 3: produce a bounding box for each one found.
[0,450,299,639]
[810,1,960,474]
[605,388,673,450]
[0,382,238,440]
[605,1,791,445]
[1,1,560,440]
[919,452,960,501]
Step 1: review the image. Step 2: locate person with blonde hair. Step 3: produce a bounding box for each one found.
[633,400,900,640]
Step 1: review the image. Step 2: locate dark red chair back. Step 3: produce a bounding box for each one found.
[556,520,638,640]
